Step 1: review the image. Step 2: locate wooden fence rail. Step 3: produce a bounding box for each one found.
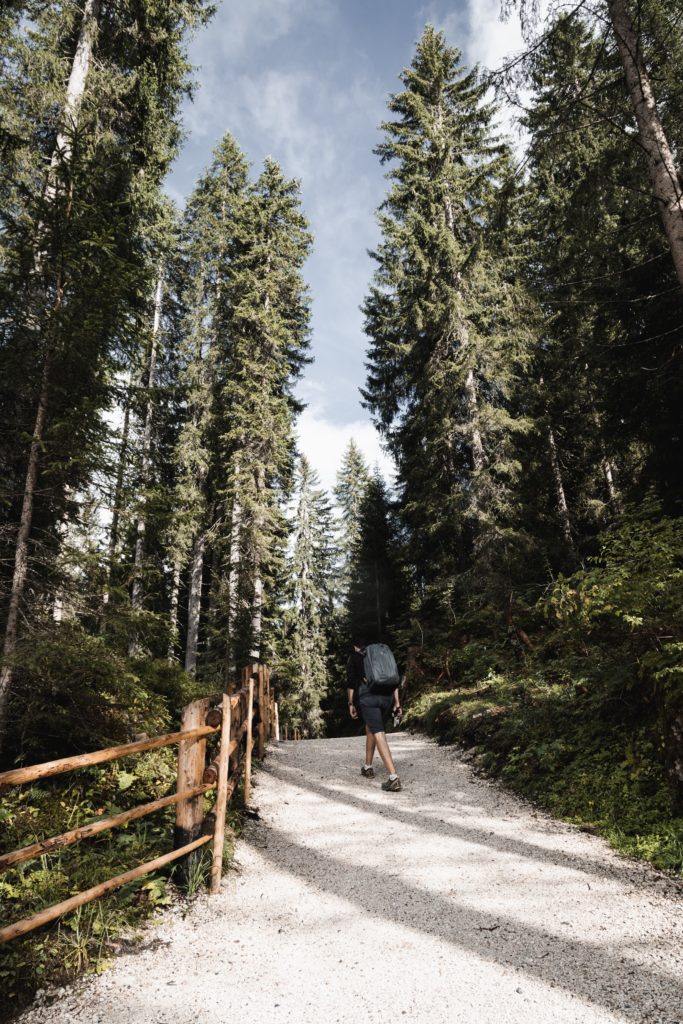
[0,663,278,946]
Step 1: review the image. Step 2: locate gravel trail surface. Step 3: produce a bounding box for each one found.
[21,734,682,1024]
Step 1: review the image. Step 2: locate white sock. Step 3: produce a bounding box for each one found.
[389,773,398,780]
[364,764,373,770]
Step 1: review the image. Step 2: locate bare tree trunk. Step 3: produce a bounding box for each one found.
[52,485,74,623]
[444,194,485,486]
[167,561,181,663]
[607,0,683,289]
[131,272,163,612]
[0,361,50,743]
[250,569,263,662]
[547,424,575,553]
[0,0,100,747]
[226,465,242,679]
[249,467,265,662]
[184,533,206,676]
[104,388,132,604]
[584,368,621,509]
[593,413,620,509]
[602,455,619,507]
[46,0,100,197]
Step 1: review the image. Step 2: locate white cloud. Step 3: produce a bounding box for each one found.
[189,0,333,63]
[296,407,395,495]
[465,0,525,71]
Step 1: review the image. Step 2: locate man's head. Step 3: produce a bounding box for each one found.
[352,637,365,652]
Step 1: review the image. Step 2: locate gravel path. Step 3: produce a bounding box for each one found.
[21,734,682,1024]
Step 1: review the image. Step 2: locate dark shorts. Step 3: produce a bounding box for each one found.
[358,685,392,735]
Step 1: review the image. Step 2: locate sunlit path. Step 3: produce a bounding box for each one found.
[19,736,682,1024]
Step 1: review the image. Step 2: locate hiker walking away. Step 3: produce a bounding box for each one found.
[347,639,402,792]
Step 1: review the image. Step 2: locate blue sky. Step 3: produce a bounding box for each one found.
[167,0,525,490]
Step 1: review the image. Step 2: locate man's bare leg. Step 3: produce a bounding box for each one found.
[373,731,396,776]
[365,727,376,765]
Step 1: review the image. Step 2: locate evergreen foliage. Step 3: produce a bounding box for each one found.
[278,456,336,736]
[363,26,535,646]
[334,438,371,592]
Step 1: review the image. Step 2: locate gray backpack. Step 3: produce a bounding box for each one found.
[363,643,400,696]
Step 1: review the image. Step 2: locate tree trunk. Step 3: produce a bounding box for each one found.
[105,390,131,600]
[0,361,50,744]
[547,424,575,554]
[131,272,163,612]
[0,0,100,747]
[445,194,485,482]
[584,368,621,509]
[589,402,620,509]
[47,0,100,192]
[167,561,181,663]
[185,533,206,676]
[226,466,242,679]
[249,467,265,661]
[607,0,683,289]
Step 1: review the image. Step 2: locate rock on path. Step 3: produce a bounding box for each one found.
[20,735,682,1024]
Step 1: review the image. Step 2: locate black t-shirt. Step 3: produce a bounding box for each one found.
[346,650,365,693]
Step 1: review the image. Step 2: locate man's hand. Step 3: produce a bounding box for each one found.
[349,703,358,720]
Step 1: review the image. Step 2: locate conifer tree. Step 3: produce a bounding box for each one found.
[334,439,371,592]
[345,472,404,647]
[363,27,534,631]
[214,157,313,671]
[167,134,250,674]
[280,456,335,736]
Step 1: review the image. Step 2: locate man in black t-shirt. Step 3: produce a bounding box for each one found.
[346,640,402,792]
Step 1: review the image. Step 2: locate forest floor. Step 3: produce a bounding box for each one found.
[17,734,683,1024]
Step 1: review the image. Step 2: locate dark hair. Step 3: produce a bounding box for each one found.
[353,638,366,648]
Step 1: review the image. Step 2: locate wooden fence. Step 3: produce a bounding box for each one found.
[0,663,278,946]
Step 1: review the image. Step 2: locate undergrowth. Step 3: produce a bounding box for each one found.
[0,760,243,1022]
[405,676,683,874]
[0,641,243,1022]
[404,503,683,876]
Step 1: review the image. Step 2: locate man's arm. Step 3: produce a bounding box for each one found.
[347,687,358,719]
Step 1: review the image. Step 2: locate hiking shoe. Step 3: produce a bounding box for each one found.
[361,765,375,779]
[381,776,402,792]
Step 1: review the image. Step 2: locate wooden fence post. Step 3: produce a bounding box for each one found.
[244,676,254,805]
[210,691,232,894]
[257,664,266,759]
[174,696,213,887]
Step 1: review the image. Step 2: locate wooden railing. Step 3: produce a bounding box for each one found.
[0,663,278,946]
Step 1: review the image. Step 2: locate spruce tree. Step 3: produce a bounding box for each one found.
[213,157,313,671]
[363,26,534,637]
[334,439,371,592]
[279,456,336,736]
[345,471,404,646]
[167,134,250,674]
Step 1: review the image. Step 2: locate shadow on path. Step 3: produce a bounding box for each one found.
[268,757,663,889]
[251,755,682,1024]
